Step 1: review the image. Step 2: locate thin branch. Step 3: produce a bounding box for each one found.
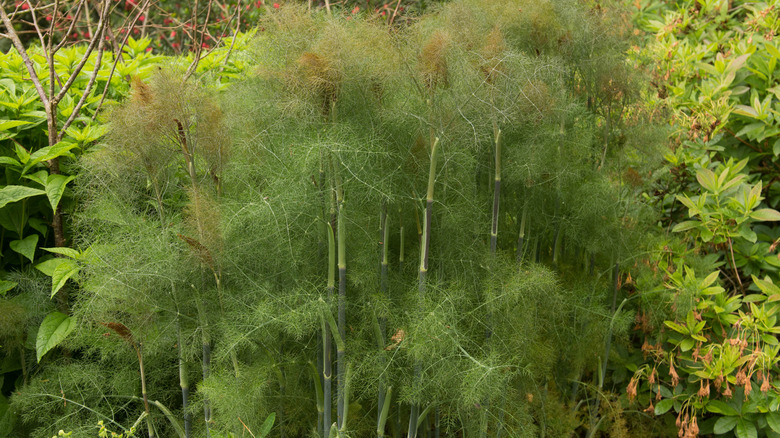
[60,30,105,137]
[0,5,50,109]
[92,0,150,120]
[53,0,84,53]
[26,0,48,55]
[184,0,215,81]
[54,0,110,105]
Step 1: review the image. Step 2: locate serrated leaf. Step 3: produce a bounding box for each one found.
[36,311,76,362]
[50,259,79,298]
[707,400,740,416]
[767,412,780,433]
[9,234,38,262]
[0,185,45,209]
[736,418,757,438]
[753,276,780,295]
[751,209,780,221]
[258,412,275,437]
[21,142,77,175]
[0,157,21,168]
[672,220,700,232]
[34,258,61,276]
[0,280,16,296]
[22,170,48,187]
[697,168,718,192]
[42,247,79,259]
[714,416,738,434]
[0,120,32,131]
[655,398,674,415]
[702,271,719,288]
[45,174,75,212]
[664,320,688,335]
[767,44,780,60]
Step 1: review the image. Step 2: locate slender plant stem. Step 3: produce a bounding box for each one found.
[516,204,527,263]
[334,165,347,431]
[177,313,191,438]
[490,129,502,253]
[324,222,336,436]
[377,204,389,435]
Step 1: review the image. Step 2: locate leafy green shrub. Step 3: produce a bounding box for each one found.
[627,0,780,436]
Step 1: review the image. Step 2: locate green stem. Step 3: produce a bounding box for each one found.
[324,221,335,436]
[490,129,501,254]
[335,165,347,431]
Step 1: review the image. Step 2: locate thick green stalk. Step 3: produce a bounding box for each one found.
[335,170,347,431]
[177,313,191,438]
[587,262,620,438]
[516,205,527,264]
[419,137,440,291]
[133,342,154,438]
[410,137,440,438]
[377,387,393,438]
[195,296,212,438]
[377,205,389,434]
[490,129,502,254]
[324,222,336,436]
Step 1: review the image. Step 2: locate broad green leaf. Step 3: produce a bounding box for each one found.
[13,144,29,163]
[21,142,77,175]
[714,416,738,434]
[655,398,675,415]
[34,258,61,276]
[751,209,780,221]
[680,338,694,351]
[707,400,739,416]
[702,271,719,288]
[736,418,757,438]
[0,120,31,131]
[767,412,780,433]
[767,43,780,60]
[0,157,21,168]
[42,247,79,259]
[733,105,758,118]
[664,320,688,335]
[0,280,16,296]
[672,221,700,232]
[696,168,718,192]
[22,170,48,187]
[0,185,45,209]
[36,311,76,362]
[50,259,79,298]
[9,234,38,262]
[258,412,275,437]
[45,174,75,212]
[753,276,780,295]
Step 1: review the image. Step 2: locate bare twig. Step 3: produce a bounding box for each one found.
[0,6,51,110]
[60,30,105,137]
[184,0,215,81]
[54,0,110,104]
[92,0,150,119]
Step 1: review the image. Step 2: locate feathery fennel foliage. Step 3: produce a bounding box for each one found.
[11,1,664,437]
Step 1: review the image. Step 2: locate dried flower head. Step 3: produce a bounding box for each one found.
[627,377,638,402]
[419,31,450,91]
[670,361,680,387]
[697,380,709,398]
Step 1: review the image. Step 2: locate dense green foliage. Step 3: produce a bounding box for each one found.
[6,0,780,437]
[625,0,780,437]
[2,0,667,436]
